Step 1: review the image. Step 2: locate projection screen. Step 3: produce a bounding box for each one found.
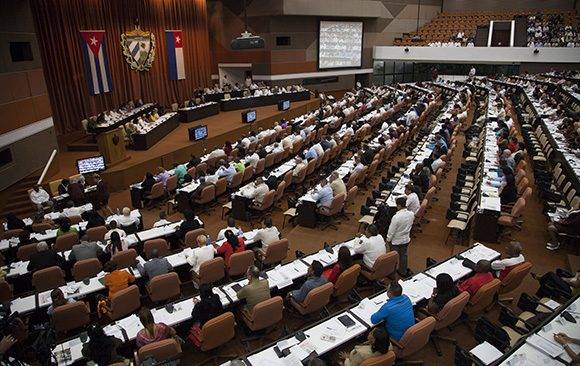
[318,20,363,69]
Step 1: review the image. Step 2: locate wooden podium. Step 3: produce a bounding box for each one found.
[97,127,128,166]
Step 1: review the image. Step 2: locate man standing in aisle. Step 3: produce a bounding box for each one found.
[386,197,415,277]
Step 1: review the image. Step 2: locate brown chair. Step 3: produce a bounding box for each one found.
[463,279,502,317]
[16,243,38,261]
[146,182,166,201]
[54,232,79,252]
[109,285,141,320]
[427,291,470,356]
[241,296,284,333]
[86,226,107,242]
[193,257,225,287]
[391,316,437,360]
[254,159,265,175]
[214,178,227,198]
[359,351,396,366]
[32,223,52,233]
[242,166,254,182]
[32,266,65,292]
[2,229,23,240]
[194,185,216,206]
[53,301,90,333]
[72,258,102,281]
[136,338,182,366]
[143,239,170,258]
[147,272,181,303]
[227,250,255,277]
[249,190,275,214]
[318,192,346,230]
[497,198,526,230]
[165,175,178,194]
[196,162,207,176]
[361,251,399,286]
[341,186,358,218]
[333,264,361,299]
[229,171,243,190]
[257,238,288,268]
[290,282,333,316]
[197,312,236,364]
[111,249,138,269]
[499,262,532,300]
[0,280,13,303]
[68,215,83,225]
[184,228,208,248]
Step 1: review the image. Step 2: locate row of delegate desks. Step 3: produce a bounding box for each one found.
[177,102,220,123]
[219,90,311,111]
[52,240,500,365]
[131,112,180,150]
[88,103,157,134]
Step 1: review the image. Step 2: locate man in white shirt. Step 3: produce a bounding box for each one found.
[404,184,420,215]
[216,160,237,183]
[30,185,52,211]
[185,235,215,274]
[491,241,525,278]
[104,220,127,241]
[116,207,140,228]
[431,156,445,173]
[217,217,243,240]
[253,216,280,250]
[352,156,365,175]
[354,224,387,269]
[293,157,307,177]
[311,178,333,209]
[246,151,260,168]
[387,197,415,276]
[208,148,226,160]
[246,177,270,205]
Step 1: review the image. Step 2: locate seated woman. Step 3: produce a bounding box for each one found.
[340,327,390,366]
[189,284,223,347]
[106,231,129,256]
[56,217,78,237]
[323,246,352,284]
[427,273,459,314]
[216,230,245,266]
[82,325,126,364]
[136,307,176,348]
[103,261,135,297]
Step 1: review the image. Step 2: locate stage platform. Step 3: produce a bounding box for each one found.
[47,98,320,192]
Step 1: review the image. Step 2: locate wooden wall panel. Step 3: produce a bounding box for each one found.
[27,69,47,95]
[32,94,51,120]
[0,98,37,134]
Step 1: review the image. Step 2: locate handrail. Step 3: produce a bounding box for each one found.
[38,149,57,185]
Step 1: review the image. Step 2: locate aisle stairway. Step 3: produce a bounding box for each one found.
[0,174,40,219]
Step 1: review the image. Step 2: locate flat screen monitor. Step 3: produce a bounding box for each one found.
[242,109,257,123]
[278,100,290,111]
[189,125,208,141]
[318,20,363,69]
[76,155,106,174]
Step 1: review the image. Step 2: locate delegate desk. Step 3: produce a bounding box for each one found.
[219,91,310,111]
[88,103,157,134]
[203,90,244,103]
[53,185,99,210]
[132,113,180,150]
[178,102,220,123]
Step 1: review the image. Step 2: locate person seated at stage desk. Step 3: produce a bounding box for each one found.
[105,220,126,241]
[323,246,353,284]
[103,261,135,297]
[57,179,69,195]
[106,231,129,256]
[243,177,270,205]
[141,172,156,199]
[351,156,365,175]
[329,171,347,196]
[287,260,327,303]
[354,224,387,270]
[69,239,104,263]
[253,216,280,250]
[178,210,203,240]
[216,160,236,183]
[217,217,243,241]
[311,178,333,209]
[457,259,494,296]
[216,230,245,266]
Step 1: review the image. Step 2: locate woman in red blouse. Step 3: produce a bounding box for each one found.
[323,246,352,283]
[217,229,245,266]
[223,141,233,156]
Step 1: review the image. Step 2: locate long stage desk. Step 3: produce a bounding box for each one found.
[178,102,220,123]
[131,113,180,150]
[88,103,157,134]
[220,91,310,111]
[203,90,244,102]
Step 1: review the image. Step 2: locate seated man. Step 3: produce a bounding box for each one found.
[178,210,203,240]
[252,216,280,250]
[236,266,270,312]
[292,157,307,177]
[185,235,215,274]
[547,208,580,251]
[354,224,387,269]
[217,217,243,241]
[47,288,77,316]
[69,240,104,263]
[370,282,415,341]
[491,241,525,280]
[27,241,64,272]
[458,260,494,296]
[287,261,327,303]
[216,160,236,183]
[138,249,173,281]
[311,178,333,209]
[329,171,347,196]
[246,177,270,206]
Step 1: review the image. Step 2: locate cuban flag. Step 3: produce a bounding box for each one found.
[166,30,185,80]
[79,31,112,95]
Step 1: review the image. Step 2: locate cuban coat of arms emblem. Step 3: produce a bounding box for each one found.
[121,26,156,71]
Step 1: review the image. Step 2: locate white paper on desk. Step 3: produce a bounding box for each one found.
[542,299,560,311]
[277,338,299,351]
[470,341,503,365]
[526,333,563,358]
[289,344,310,361]
[281,353,302,366]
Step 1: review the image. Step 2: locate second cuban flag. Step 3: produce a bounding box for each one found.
[166,30,185,80]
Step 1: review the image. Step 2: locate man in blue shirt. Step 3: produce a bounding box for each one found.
[216,159,236,183]
[312,178,333,208]
[370,282,415,341]
[288,260,327,303]
[304,145,318,160]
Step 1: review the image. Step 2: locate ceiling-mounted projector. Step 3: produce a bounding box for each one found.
[231,31,265,50]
